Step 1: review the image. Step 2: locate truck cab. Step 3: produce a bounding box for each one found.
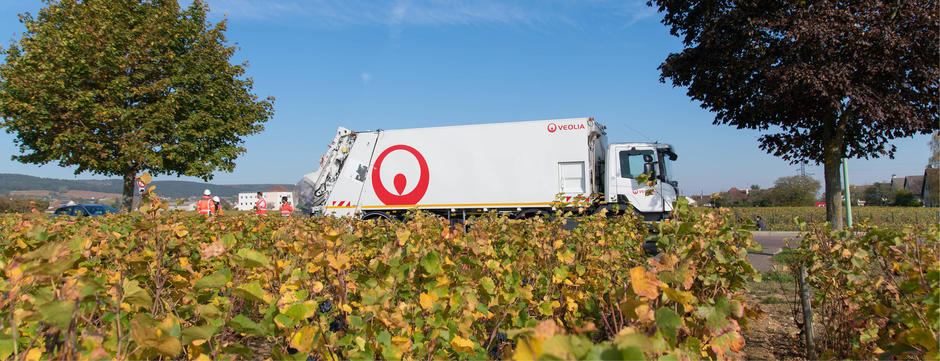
[606,143,678,221]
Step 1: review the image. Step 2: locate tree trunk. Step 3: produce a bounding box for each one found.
[823,153,843,230]
[122,169,136,212]
[822,114,845,230]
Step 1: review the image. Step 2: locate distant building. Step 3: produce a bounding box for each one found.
[236,186,293,211]
[890,175,926,203]
[923,168,939,207]
[169,201,198,211]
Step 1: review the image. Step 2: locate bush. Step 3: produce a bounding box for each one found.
[781,223,939,359]
[704,206,939,231]
[0,192,760,360]
[0,197,48,213]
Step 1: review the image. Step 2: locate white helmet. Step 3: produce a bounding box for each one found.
[203,189,211,196]
[212,196,220,202]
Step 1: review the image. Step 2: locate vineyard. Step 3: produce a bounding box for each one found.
[780,222,939,360]
[702,206,939,231]
[2,186,936,360]
[0,189,763,360]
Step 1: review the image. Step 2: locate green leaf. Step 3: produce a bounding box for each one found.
[377,330,391,346]
[283,301,318,321]
[181,324,219,345]
[220,234,237,249]
[0,334,13,361]
[123,279,153,309]
[129,314,182,357]
[229,315,267,336]
[541,335,594,360]
[196,304,221,320]
[38,300,75,329]
[29,254,81,276]
[233,280,269,304]
[420,251,441,275]
[655,307,682,343]
[274,314,297,329]
[236,248,269,268]
[222,344,254,358]
[480,277,496,294]
[194,268,231,290]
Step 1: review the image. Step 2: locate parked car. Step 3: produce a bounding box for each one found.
[51,204,119,217]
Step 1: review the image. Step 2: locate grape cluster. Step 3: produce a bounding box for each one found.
[488,332,509,360]
[329,315,346,332]
[318,299,332,314]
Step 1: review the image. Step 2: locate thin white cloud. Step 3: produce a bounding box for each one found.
[360,72,372,84]
[619,0,658,26]
[206,0,540,25]
[203,0,658,28]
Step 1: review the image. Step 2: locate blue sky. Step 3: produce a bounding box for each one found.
[0,0,932,194]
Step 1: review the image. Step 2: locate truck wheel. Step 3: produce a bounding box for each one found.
[362,212,392,221]
[514,209,549,220]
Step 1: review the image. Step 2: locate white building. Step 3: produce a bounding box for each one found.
[236,186,293,211]
[169,200,198,211]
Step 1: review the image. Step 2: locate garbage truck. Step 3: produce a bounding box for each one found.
[294,117,678,221]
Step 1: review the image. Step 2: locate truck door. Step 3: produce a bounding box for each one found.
[611,146,667,217]
[558,161,587,203]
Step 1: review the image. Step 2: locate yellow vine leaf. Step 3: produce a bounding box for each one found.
[419,291,437,310]
[450,335,475,353]
[24,348,42,361]
[630,267,661,299]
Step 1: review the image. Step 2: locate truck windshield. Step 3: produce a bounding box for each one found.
[619,150,656,179]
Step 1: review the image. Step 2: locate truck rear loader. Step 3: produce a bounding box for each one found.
[295,118,678,220]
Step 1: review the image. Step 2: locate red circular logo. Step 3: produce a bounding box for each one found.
[547,123,557,133]
[371,145,429,205]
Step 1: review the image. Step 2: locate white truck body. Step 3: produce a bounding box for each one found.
[295,118,678,220]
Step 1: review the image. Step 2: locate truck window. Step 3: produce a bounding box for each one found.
[619,150,655,179]
[658,150,675,181]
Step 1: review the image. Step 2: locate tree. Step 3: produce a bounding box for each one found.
[862,182,892,206]
[649,0,939,229]
[0,0,274,211]
[892,189,921,207]
[929,130,939,169]
[767,175,821,206]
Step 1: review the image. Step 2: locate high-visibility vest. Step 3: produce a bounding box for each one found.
[255,197,266,215]
[196,196,214,215]
[280,203,293,217]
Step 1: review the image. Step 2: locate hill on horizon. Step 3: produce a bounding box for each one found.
[0,173,293,199]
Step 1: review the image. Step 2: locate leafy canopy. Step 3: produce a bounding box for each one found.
[0,0,274,181]
[650,0,938,163]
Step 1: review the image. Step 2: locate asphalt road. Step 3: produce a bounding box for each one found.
[748,231,802,272]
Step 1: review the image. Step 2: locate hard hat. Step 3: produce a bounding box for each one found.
[213,196,220,202]
[203,189,211,196]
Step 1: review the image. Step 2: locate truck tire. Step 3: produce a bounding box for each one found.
[514,209,551,220]
[362,211,392,221]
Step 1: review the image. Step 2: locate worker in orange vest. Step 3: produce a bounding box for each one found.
[212,196,221,216]
[196,189,215,215]
[254,192,266,216]
[280,196,293,217]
